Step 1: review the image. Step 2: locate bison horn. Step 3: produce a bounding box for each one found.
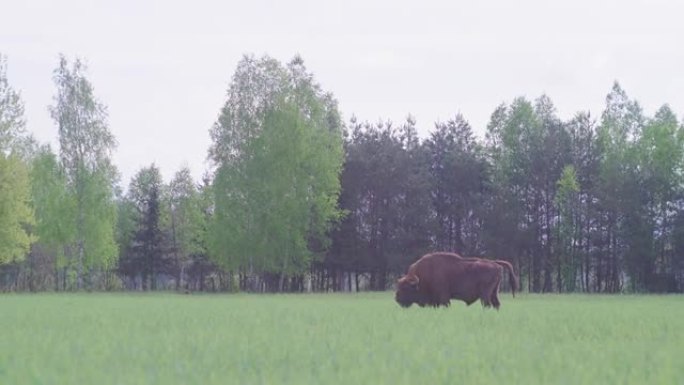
[406,274,419,286]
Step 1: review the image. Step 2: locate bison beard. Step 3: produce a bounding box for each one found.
[395,252,518,310]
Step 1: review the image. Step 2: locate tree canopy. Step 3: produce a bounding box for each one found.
[2,53,684,293]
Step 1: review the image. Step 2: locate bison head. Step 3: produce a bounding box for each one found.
[395,274,421,308]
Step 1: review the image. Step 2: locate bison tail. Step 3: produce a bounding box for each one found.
[494,260,519,297]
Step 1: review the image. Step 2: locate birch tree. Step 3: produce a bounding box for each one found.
[209,55,344,290]
[49,55,118,289]
[0,54,34,265]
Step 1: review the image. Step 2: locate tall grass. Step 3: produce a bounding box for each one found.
[1,293,682,384]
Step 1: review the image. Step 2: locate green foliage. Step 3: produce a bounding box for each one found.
[246,101,337,272]
[3,50,684,293]
[121,164,168,289]
[637,105,683,203]
[0,55,34,264]
[0,153,34,264]
[555,165,580,291]
[50,55,116,176]
[624,104,684,291]
[330,117,433,289]
[128,165,165,211]
[169,167,207,263]
[80,169,118,270]
[114,197,136,265]
[49,55,118,287]
[556,165,580,200]
[1,294,682,385]
[484,95,572,291]
[0,54,26,153]
[426,114,489,254]
[29,146,75,262]
[209,55,344,279]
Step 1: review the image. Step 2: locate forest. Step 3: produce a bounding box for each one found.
[1,53,683,293]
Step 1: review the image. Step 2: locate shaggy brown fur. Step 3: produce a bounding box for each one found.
[395,252,518,310]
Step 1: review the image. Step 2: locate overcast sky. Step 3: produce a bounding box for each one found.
[2,0,683,186]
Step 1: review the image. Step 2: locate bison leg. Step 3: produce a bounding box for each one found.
[480,274,501,309]
[490,278,501,310]
[479,291,492,308]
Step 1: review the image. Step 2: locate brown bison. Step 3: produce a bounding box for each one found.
[395,252,518,309]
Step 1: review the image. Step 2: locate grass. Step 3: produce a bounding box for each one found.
[0,292,682,385]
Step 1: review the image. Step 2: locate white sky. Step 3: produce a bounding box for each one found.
[2,0,683,186]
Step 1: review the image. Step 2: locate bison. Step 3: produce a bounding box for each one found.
[395,252,518,309]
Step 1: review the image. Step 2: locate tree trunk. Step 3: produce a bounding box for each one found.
[54,265,60,292]
[278,273,286,293]
[77,240,84,291]
[557,253,562,293]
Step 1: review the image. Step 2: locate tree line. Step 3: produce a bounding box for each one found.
[1,53,683,293]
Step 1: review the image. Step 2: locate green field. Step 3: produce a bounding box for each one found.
[1,293,682,385]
